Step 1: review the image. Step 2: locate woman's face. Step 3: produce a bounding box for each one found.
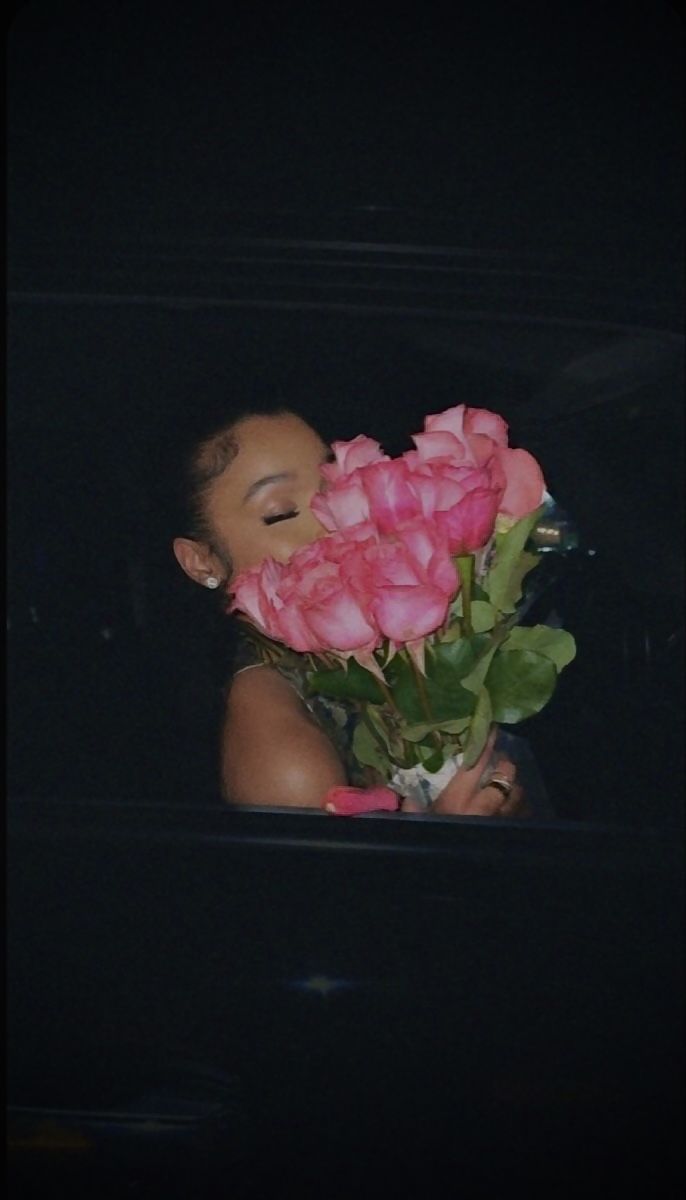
[204,413,331,577]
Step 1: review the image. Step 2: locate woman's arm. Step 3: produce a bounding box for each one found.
[222,672,527,816]
[221,667,346,807]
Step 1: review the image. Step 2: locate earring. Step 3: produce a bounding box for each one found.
[205,576,220,590]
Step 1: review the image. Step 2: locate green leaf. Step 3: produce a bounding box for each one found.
[449,596,497,631]
[380,652,420,722]
[435,739,461,759]
[436,717,472,737]
[398,721,437,743]
[415,744,445,773]
[501,625,577,672]
[460,637,502,696]
[352,719,390,774]
[399,716,471,742]
[485,648,558,724]
[440,621,464,642]
[468,600,496,632]
[502,550,541,612]
[462,687,493,768]
[384,637,486,723]
[364,703,393,752]
[306,660,385,705]
[483,509,543,614]
[428,634,492,682]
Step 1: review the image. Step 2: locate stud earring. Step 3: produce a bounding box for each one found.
[205,576,220,590]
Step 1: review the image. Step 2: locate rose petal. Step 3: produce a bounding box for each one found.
[311,475,371,530]
[411,430,466,463]
[494,447,546,517]
[434,487,501,554]
[361,459,421,534]
[322,435,388,481]
[373,584,449,642]
[424,404,468,438]
[304,587,380,651]
[323,785,400,815]
[464,406,510,446]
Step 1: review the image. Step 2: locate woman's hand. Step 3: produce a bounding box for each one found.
[403,728,530,818]
[321,731,530,817]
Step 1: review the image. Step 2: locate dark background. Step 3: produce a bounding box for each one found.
[6,0,685,824]
[7,1,684,251]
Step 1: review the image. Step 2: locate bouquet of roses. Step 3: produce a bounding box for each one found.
[229,404,576,806]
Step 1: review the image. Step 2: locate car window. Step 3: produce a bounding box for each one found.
[7,294,684,829]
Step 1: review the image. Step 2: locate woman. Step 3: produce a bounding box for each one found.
[173,405,527,816]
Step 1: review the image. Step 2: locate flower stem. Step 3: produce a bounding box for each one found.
[360,704,388,754]
[377,676,400,713]
[406,651,442,753]
[360,703,413,774]
[456,554,475,636]
[365,676,417,770]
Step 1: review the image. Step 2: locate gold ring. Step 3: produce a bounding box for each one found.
[487,774,513,799]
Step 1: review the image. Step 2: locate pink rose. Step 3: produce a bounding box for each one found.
[230,403,546,659]
[363,540,419,587]
[320,434,388,483]
[464,406,509,446]
[365,536,453,641]
[230,557,325,652]
[425,403,509,447]
[424,402,470,439]
[229,558,284,635]
[392,520,458,597]
[412,425,493,470]
[359,458,422,534]
[231,534,382,655]
[373,583,450,643]
[299,585,380,652]
[271,601,326,653]
[416,405,545,518]
[434,487,502,555]
[310,473,371,530]
[491,447,546,518]
[417,404,506,470]
[276,540,381,654]
[401,456,469,519]
[410,430,469,463]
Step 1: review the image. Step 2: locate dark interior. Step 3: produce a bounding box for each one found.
[7,3,684,1193]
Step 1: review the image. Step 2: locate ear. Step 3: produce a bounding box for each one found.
[173,537,225,588]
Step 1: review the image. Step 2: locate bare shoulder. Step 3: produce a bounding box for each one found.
[227,663,303,710]
[221,666,346,807]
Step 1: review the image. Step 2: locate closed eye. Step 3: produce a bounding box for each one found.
[263,510,299,526]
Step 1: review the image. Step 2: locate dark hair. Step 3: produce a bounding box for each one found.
[138,391,339,793]
[149,386,333,589]
[139,402,285,725]
[169,384,338,547]
[178,406,290,547]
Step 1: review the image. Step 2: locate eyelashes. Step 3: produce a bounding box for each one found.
[262,510,299,526]
[261,459,332,525]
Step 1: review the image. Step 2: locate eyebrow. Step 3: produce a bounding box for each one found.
[241,449,333,504]
[242,472,295,504]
